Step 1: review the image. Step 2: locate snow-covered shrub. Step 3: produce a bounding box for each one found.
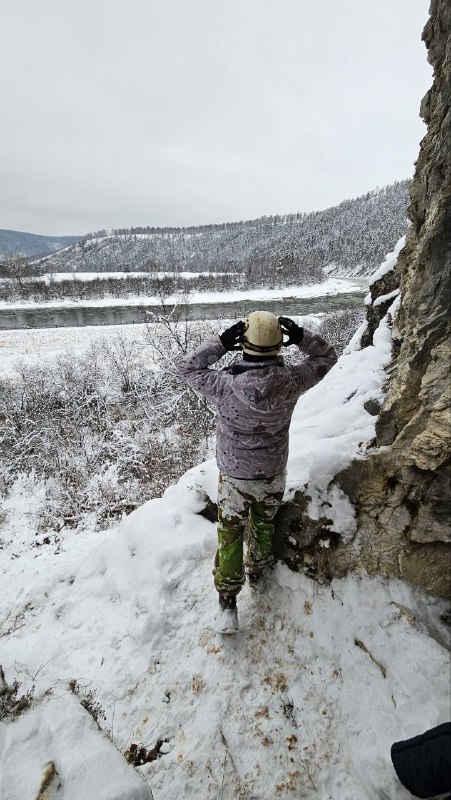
[0,271,246,304]
[0,328,216,531]
[0,667,34,721]
[0,307,362,533]
[68,680,107,731]
[317,308,365,354]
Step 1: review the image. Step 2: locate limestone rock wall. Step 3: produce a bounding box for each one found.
[336,0,451,597]
[275,0,450,598]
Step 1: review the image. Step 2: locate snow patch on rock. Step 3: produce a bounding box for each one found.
[368,235,406,287]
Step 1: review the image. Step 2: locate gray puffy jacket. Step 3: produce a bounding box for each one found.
[176,330,337,480]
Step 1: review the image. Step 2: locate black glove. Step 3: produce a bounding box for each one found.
[219,320,245,351]
[278,316,304,347]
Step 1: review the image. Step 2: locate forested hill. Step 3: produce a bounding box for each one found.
[37,180,409,284]
[0,229,81,259]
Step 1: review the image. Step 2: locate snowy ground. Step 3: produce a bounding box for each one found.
[1,239,449,799]
[0,314,323,380]
[1,275,449,798]
[0,462,449,800]
[0,278,366,310]
[0,321,153,379]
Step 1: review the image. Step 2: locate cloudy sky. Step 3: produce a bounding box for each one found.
[1,0,432,235]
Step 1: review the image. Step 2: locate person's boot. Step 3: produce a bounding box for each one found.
[245,567,263,590]
[215,593,239,634]
[245,564,270,592]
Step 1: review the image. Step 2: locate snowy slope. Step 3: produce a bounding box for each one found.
[34,182,409,281]
[0,465,448,800]
[0,240,449,800]
[0,692,152,800]
[0,229,81,259]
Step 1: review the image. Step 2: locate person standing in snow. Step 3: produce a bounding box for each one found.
[176,311,337,633]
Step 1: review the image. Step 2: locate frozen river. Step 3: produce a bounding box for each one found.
[0,280,367,331]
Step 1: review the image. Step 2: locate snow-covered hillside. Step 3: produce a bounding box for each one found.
[0,241,449,800]
[36,182,409,283]
[0,229,81,259]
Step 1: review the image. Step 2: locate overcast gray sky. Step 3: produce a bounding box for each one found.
[1,0,432,235]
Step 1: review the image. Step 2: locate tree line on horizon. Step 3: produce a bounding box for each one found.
[1,180,410,298]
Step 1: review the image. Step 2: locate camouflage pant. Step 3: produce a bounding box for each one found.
[213,472,285,596]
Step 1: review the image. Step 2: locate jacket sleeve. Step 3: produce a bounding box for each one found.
[176,336,228,400]
[290,328,337,393]
[391,722,451,799]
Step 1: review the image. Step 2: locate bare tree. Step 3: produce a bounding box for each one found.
[1,254,29,286]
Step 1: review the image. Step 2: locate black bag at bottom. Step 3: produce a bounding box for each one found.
[391,722,451,799]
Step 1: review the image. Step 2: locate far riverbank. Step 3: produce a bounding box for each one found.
[0,280,367,330]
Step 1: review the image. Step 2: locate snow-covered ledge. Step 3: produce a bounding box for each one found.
[0,692,153,800]
[272,289,401,582]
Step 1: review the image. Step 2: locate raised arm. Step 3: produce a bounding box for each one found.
[176,336,228,400]
[293,328,337,390]
[176,321,244,400]
[279,316,337,393]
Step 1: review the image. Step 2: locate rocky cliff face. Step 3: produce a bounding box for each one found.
[276,0,450,597]
[336,0,451,597]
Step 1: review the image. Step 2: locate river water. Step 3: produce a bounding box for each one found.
[0,290,366,331]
